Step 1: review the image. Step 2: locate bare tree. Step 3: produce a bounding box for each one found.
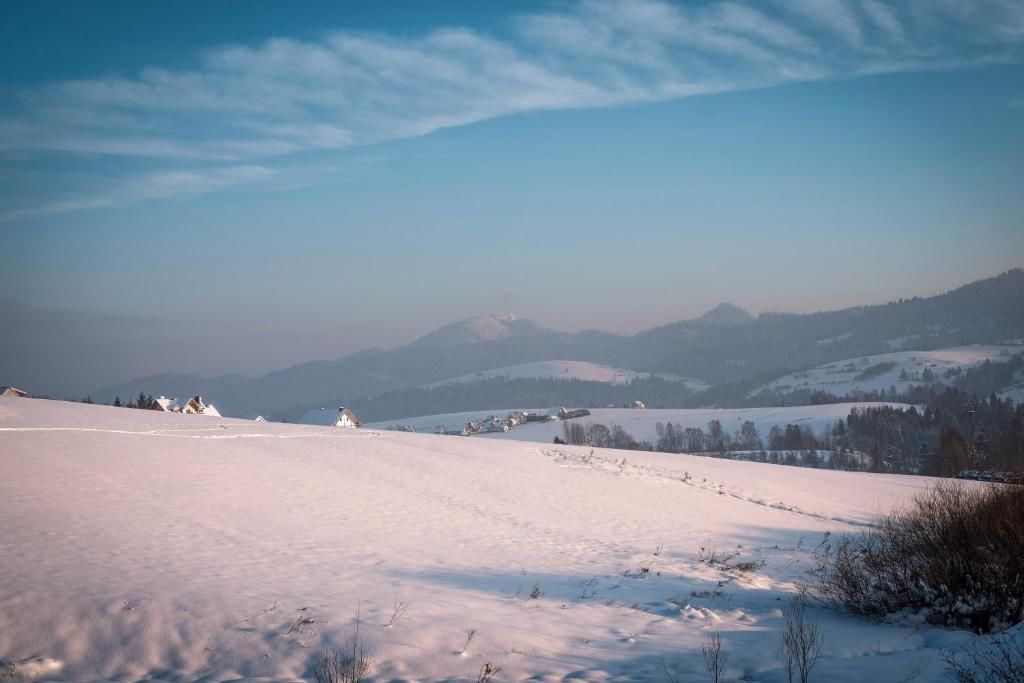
[702,629,729,683]
[778,596,823,683]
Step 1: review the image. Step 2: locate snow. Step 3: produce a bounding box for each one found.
[752,345,1023,397]
[424,360,709,391]
[1000,368,1024,403]
[815,332,853,346]
[366,408,542,433]
[0,396,987,681]
[464,403,909,445]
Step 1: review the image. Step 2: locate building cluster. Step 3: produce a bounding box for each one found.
[151,395,222,416]
[556,406,592,420]
[460,410,539,435]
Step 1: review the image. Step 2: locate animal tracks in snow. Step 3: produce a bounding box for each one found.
[541,448,871,528]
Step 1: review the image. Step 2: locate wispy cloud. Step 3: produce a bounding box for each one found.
[1,165,274,223]
[2,0,1022,219]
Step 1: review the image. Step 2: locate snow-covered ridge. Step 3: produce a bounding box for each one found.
[751,344,1023,398]
[423,360,709,391]
[0,397,987,680]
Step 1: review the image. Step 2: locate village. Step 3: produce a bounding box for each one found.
[0,389,655,438]
[300,404,600,436]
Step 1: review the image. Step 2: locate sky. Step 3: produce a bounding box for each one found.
[1,0,1023,396]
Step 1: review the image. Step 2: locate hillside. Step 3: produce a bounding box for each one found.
[365,403,912,443]
[622,268,1024,383]
[0,396,984,680]
[425,360,709,391]
[751,344,1024,399]
[93,269,1024,419]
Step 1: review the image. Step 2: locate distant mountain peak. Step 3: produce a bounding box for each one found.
[412,314,548,347]
[700,303,754,325]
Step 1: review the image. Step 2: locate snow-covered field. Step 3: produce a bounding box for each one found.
[365,408,543,433]
[1002,368,1024,403]
[480,403,908,445]
[752,344,1022,397]
[424,360,709,391]
[368,404,908,442]
[0,397,984,681]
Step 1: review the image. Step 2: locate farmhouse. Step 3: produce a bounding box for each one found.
[179,395,222,416]
[150,395,222,416]
[152,396,177,412]
[300,406,362,428]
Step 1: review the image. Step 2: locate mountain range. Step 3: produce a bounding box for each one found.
[94,269,1024,420]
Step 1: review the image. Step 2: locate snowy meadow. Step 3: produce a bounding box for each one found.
[1,396,1012,681]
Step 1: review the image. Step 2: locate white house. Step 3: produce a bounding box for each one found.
[179,395,221,416]
[150,395,221,416]
[299,406,362,428]
[152,396,177,412]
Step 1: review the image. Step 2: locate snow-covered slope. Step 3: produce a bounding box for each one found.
[367,404,904,440]
[0,397,980,681]
[752,344,1022,397]
[424,360,709,391]
[1001,367,1024,403]
[365,407,542,433]
[470,403,910,445]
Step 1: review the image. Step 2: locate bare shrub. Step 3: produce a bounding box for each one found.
[661,658,684,683]
[817,482,1024,632]
[386,600,408,628]
[943,632,1024,683]
[529,583,542,600]
[701,629,729,683]
[461,628,477,655]
[477,662,502,682]
[902,657,928,683]
[734,558,767,574]
[315,609,371,683]
[778,596,823,683]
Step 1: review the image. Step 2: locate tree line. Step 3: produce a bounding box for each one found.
[555,384,1024,479]
[78,392,158,409]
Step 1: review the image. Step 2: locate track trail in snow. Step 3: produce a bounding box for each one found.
[541,448,873,528]
[0,423,872,528]
[0,424,392,440]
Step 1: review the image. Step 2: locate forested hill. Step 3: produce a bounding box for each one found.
[94,269,1024,418]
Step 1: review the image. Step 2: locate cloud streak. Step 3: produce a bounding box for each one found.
[0,165,274,223]
[2,0,1022,219]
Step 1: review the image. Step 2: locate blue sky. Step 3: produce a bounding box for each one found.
[1,0,1023,389]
